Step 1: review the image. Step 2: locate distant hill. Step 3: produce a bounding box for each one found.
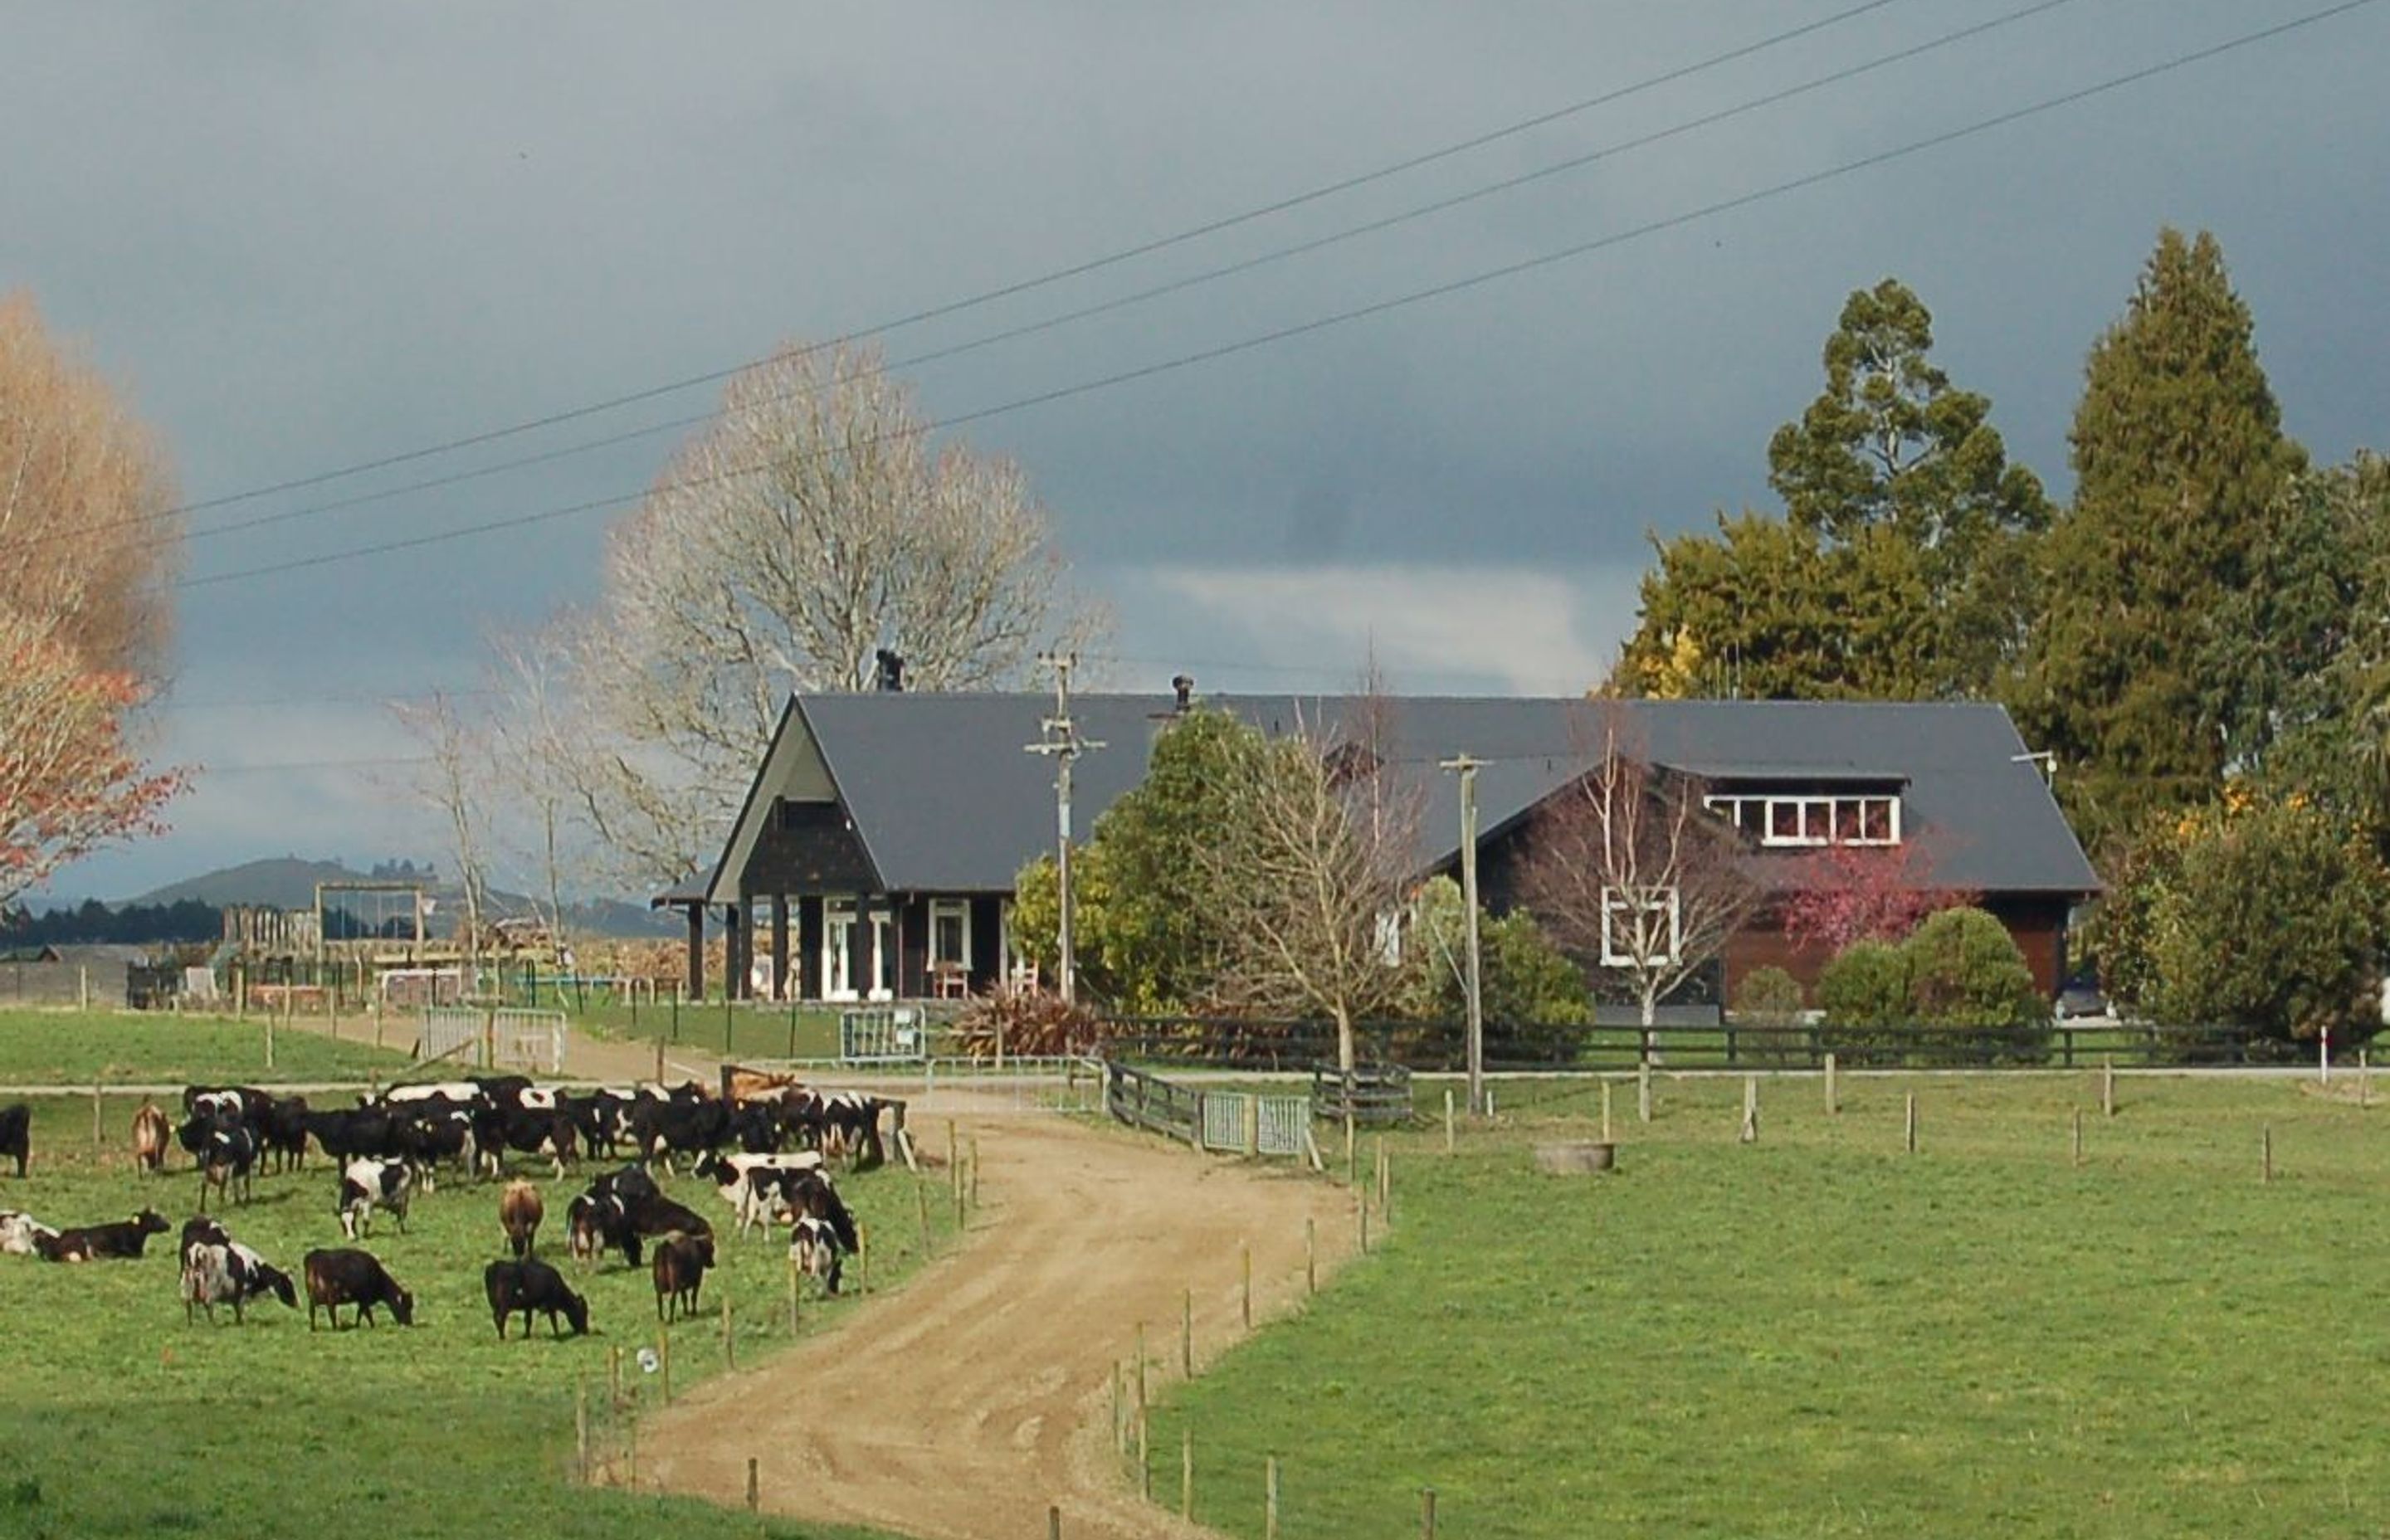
[129,856,675,938]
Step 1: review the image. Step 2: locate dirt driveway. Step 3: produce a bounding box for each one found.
[643,1094,1357,1540]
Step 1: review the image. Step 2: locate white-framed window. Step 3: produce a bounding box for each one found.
[1601,885,1680,967]
[1704,793,1900,847]
[929,898,971,972]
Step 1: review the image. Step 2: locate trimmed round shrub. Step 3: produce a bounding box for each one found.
[1817,940,1912,1066]
[1902,906,2050,1063]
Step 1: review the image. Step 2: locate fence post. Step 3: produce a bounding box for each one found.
[78,964,89,1011]
[1739,1075,1759,1145]
[1422,1486,1439,1540]
[1137,1408,1151,1501]
[1904,1094,1918,1155]
[1191,1090,1206,1152]
[1600,1079,1612,1143]
[1265,1455,1280,1540]
[2071,1107,2083,1168]
[745,1456,759,1513]
[1182,1425,1194,1518]
[2101,1056,2116,1118]
[2263,1124,2274,1184]
[1136,1323,1149,1416]
[1182,1286,1193,1377]
[1305,1217,1316,1296]
[1823,1051,1837,1116]
[91,1081,101,1148]
[722,1295,734,1371]
[608,1344,622,1410]
[787,1255,800,1333]
[575,1377,591,1484]
[1637,1060,1652,1123]
[1049,1503,1062,1540]
[971,1133,982,1208]
[859,1223,871,1294]
[1241,1241,1253,1329]
[2364,1051,2374,1109]
[1357,1186,1369,1253]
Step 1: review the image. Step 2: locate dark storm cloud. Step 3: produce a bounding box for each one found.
[10,0,2387,892]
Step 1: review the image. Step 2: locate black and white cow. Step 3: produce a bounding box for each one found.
[788,1215,842,1294]
[474,1104,578,1180]
[734,1166,854,1245]
[0,1209,57,1255]
[198,1122,259,1211]
[389,1106,477,1192]
[484,1256,589,1338]
[303,1248,414,1329]
[691,1149,822,1211]
[180,1217,298,1311]
[337,1157,413,1240]
[180,1240,257,1323]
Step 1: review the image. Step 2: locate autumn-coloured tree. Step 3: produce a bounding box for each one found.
[0,609,184,905]
[1779,840,1976,958]
[0,293,180,678]
[1520,708,1759,1052]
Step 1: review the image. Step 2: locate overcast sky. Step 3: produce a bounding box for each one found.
[8,0,2387,899]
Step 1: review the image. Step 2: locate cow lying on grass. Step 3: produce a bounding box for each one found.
[0,1210,59,1256]
[36,1209,169,1262]
[484,1256,589,1339]
[303,1248,414,1329]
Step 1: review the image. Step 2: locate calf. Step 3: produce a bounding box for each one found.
[303,1247,415,1329]
[0,1102,28,1178]
[131,1100,172,1174]
[484,1256,589,1338]
[0,1209,57,1255]
[651,1232,714,1322]
[37,1208,169,1262]
[500,1179,544,1258]
[788,1215,842,1294]
[337,1157,413,1240]
[198,1123,259,1211]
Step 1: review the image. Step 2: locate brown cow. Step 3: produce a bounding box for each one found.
[132,1100,171,1174]
[651,1232,713,1322]
[499,1179,544,1259]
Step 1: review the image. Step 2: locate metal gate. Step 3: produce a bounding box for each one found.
[418,1007,567,1073]
[1198,1089,1309,1157]
[839,1006,927,1064]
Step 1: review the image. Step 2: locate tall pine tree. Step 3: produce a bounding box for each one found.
[1619,280,2047,699]
[2016,229,2306,843]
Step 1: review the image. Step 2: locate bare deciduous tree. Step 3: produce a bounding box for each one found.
[391,691,493,992]
[1521,706,1759,1054]
[551,341,1107,888]
[1203,708,1421,1072]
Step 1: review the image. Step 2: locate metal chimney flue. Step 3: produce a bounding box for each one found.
[875,649,905,692]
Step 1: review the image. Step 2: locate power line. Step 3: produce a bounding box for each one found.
[92,0,2071,565]
[176,0,2382,593]
[145,0,1917,527]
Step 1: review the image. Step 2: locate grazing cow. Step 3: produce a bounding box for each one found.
[390,1107,477,1192]
[474,1104,578,1180]
[181,1240,255,1323]
[36,1209,169,1262]
[0,1102,29,1178]
[337,1157,412,1240]
[303,1107,401,1165]
[484,1256,589,1338]
[131,1101,171,1174]
[256,1094,311,1173]
[651,1232,714,1322]
[302,1247,415,1329]
[788,1215,842,1294]
[736,1167,857,1248]
[0,1209,57,1256]
[198,1123,259,1211]
[179,1217,298,1310]
[500,1180,544,1258]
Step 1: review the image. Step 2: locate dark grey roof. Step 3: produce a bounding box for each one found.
[744,693,2097,899]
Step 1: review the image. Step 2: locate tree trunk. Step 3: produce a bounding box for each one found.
[1640,987,1660,1062]
[1335,1006,1356,1075]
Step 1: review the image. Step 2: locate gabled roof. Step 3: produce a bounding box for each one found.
[704,693,2099,901]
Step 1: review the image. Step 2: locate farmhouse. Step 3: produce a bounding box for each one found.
[662,685,2097,1008]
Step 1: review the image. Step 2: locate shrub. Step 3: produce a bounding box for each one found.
[1817,940,1912,1066]
[949,986,1109,1060]
[1904,909,2044,1028]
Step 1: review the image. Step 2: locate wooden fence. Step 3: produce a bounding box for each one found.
[1105,1061,1309,1157]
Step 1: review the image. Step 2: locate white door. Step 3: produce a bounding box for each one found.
[824,899,857,1001]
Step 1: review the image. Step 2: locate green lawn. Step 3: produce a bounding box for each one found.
[1144,1071,2390,1539]
[563,997,850,1064]
[0,1009,412,1085]
[0,1094,954,1540]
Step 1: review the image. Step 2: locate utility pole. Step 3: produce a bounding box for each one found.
[1440,753,1485,1115]
[1027,654,1104,1006]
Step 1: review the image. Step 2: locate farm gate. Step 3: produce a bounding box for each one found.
[839,1006,928,1064]
[418,1006,567,1073]
[1108,1061,1309,1157]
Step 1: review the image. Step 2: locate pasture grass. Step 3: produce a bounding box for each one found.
[0,1008,410,1087]
[1144,1070,2390,1539]
[0,1094,950,1540]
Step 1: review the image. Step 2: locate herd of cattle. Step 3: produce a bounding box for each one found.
[0,1075,886,1339]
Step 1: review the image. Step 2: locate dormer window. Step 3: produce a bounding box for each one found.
[1705,792,1900,846]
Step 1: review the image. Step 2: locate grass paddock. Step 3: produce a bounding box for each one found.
[1143,1071,2390,1539]
[0,1093,944,1540]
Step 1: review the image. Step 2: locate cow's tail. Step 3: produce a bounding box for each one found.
[822,1183,859,1254]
